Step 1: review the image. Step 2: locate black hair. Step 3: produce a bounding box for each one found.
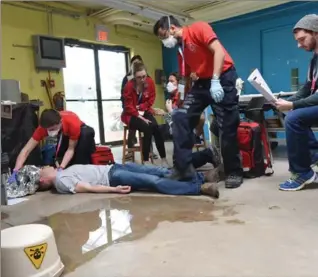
[169,72,180,82]
[39,109,61,128]
[153,15,181,36]
[130,55,143,64]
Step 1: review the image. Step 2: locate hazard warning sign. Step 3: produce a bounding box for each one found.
[24,243,48,269]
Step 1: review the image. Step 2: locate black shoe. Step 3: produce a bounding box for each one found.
[225,174,243,189]
[165,165,196,181]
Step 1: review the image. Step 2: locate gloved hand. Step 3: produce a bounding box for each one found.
[8,170,18,184]
[210,79,224,103]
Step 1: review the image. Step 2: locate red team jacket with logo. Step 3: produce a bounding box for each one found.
[121,77,156,125]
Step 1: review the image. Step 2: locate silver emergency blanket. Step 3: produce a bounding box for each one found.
[6,165,40,198]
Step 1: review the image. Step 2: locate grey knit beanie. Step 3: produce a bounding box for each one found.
[294,14,318,32]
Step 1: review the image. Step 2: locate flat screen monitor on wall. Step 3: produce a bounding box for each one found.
[33,35,66,70]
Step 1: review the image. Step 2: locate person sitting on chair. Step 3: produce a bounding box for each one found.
[164,72,205,144]
[8,109,95,184]
[274,14,318,191]
[121,62,169,167]
[121,55,158,160]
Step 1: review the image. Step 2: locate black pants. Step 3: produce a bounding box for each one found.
[129,112,166,161]
[172,67,242,176]
[56,124,96,167]
[192,148,215,169]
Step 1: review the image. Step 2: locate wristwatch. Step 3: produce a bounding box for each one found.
[212,74,219,80]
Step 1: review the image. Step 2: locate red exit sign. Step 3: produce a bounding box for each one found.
[96,25,109,42]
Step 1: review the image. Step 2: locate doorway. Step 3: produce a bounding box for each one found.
[63,39,129,145]
[261,25,311,93]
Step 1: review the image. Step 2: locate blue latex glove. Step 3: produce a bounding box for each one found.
[7,170,18,184]
[210,79,224,103]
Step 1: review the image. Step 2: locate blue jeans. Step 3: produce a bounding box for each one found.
[285,106,318,173]
[108,163,204,195]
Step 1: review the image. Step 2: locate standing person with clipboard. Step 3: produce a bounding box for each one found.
[153,15,243,188]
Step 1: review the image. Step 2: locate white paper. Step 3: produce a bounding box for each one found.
[7,198,29,206]
[248,69,277,104]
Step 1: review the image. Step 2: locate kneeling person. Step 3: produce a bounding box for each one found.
[10,109,95,183]
[39,163,220,198]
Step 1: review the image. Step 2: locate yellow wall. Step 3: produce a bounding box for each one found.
[1,2,164,110]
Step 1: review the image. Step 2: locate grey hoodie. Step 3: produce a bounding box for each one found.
[288,53,318,109]
[289,14,318,108]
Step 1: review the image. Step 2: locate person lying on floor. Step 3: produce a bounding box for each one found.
[38,162,220,198]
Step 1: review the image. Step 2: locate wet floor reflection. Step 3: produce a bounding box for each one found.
[40,196,233,273]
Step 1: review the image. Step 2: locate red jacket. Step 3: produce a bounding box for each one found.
[121,77,156,125]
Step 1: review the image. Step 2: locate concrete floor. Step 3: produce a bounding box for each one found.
[2,143,318,277]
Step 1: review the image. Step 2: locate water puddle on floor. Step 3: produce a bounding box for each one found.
[37,196,237,274]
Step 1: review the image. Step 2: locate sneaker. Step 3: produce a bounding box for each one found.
[279,170,316,191]
[225,174,243,189]
[311,154,318,173]
[200,183,219,199]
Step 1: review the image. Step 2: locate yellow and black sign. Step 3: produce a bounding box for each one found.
[24,243,48,269]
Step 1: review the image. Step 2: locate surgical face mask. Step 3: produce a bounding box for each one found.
[162,35,178,48]
[166,82,177,93]
[47,129,59,137]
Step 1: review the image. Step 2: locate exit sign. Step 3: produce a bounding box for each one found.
[95,25,109,42]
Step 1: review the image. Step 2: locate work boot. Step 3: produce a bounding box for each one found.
[200,183,219,199]
[204,165,224,183]
[165,164,196,181]
[225,174,243,189]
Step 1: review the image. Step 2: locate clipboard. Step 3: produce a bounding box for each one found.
[248,69,277,104]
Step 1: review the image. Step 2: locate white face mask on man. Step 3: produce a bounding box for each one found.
[47,127,60,137]
[47,129,59,137]
[162,35,178,48]
[166,82,177,93]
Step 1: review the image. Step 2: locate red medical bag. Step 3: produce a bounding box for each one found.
[91,145,114,165]
[237,121,273,178]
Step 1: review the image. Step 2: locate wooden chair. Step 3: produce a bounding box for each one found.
[122,125,154,164]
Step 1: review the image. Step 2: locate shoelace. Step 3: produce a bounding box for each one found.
[287,173,299,183]
[227,174,238,180]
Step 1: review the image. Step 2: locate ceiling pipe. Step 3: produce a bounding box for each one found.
[95,0,192,22]
[102,13,153,26]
